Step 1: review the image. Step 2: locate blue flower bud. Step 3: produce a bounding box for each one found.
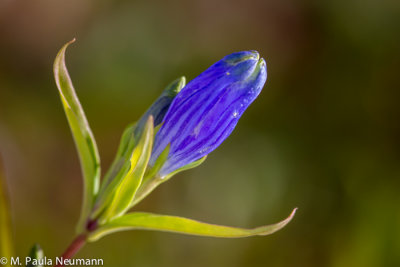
[149,51,267,177]
[94,77,186,206]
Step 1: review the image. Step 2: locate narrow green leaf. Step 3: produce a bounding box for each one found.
[130,156,207,207]
[91,123,137,219]
[26,243,44,267]
[88,208,297,242]
[99,117,154,222]
[99,123,136,194]
[0,156,14,264]
[53,39,101,232]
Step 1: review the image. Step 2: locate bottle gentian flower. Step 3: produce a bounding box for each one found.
[149,51,267,177]
[52,41,296,255]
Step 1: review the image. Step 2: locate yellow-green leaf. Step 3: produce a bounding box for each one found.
[0,156,14,265]
[53,39,101,232]
[88,208,297,242]
[91,123,137,219]
[99,117,154,222]
[99,123,136,194]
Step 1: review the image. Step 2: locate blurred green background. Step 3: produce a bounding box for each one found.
[1,0,399,266]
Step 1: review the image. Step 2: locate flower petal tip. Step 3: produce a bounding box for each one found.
[223,51,259,66]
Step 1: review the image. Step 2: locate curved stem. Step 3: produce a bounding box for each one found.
[54,234,87,267]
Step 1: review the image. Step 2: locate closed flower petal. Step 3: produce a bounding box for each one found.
[150,51,267,177]
[134,77,186,139]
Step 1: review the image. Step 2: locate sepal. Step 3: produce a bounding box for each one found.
[130,156,207,207]
[98,117,154,223]
[91,123,137,219]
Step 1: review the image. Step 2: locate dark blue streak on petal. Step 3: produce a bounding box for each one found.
[160,87,238,174]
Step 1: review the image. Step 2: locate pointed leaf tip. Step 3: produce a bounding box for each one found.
[256,208,297,236]
[53,41,101,232]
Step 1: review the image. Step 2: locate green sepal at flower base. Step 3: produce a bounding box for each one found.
[90,123,137,219]
[97,117,154,223]
[91,77,186,220]
[96,76,186,206]
[130,154,207,207]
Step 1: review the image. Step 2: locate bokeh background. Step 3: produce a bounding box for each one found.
[1,0,399,266]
